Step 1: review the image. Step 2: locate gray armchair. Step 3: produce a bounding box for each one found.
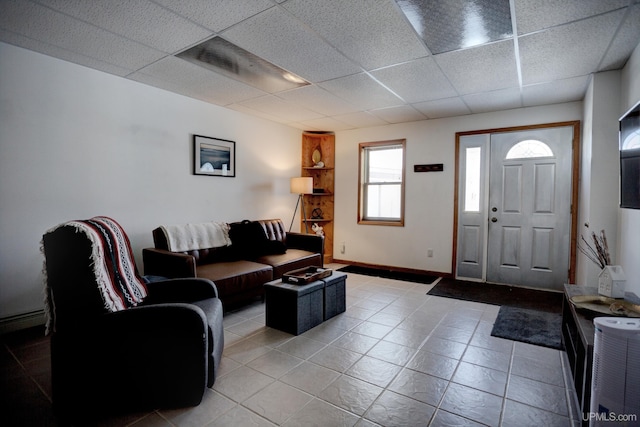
[42,217,224,417]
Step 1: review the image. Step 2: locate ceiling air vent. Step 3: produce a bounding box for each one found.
[177,36,309,93]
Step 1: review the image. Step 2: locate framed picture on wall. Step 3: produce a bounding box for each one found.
[193,135,235,177]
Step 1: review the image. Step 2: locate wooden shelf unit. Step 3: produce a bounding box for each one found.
[301,133,335,264]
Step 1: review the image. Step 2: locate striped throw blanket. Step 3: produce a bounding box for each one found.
[43,216,148,333]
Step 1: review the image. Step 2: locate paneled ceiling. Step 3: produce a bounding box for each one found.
[1,0,639,131]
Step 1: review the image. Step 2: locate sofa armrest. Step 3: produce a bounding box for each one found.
[144,277,219,303]
[143,247,196,278]
[286,232,325,263]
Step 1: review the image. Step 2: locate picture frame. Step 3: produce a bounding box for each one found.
[193,135,235,177]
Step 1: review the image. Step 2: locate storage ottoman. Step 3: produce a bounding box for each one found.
[322,271,347,320]
[264,279,324,335]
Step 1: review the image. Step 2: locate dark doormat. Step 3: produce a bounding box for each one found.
[427,278,563,313]
[491,306,564,350]
[337,265,438,285]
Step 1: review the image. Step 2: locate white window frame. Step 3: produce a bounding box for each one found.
[358,139,406,226]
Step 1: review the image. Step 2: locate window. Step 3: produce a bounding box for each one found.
[358,140,406,225]
[505,139,553,159]
[464,146,481,212]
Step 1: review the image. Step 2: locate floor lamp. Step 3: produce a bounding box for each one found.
[289,177,313,233]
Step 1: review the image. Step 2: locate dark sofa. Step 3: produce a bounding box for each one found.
[143,219,324,308]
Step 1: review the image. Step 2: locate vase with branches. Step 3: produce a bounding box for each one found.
[578,225,611,269]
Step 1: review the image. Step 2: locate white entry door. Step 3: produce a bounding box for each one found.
[486,127,573,289]
[456,125,575,291]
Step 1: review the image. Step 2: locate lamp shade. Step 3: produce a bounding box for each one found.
[290,177,313,194]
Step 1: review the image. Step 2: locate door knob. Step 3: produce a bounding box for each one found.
[491,207,497,212]
[491,217,497,223]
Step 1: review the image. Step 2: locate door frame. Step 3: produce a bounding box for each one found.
[452,121,581,284]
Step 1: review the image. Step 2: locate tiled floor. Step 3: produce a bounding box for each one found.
[2,264,581,426]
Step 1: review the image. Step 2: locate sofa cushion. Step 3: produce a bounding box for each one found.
[255,249,322,279]
[196,260,272,298]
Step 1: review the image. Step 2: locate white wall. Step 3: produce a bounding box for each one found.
[618,42,640,295]
[334,103,583,273]
[577,71,622,287]
[0,43,301,319]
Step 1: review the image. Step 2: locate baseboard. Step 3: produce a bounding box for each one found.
[332,258,450,278]
[0,310,46,335]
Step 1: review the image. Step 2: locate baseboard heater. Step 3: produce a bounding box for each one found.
[0,310,45,335]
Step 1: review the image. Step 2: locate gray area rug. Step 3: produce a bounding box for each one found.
[491,306,564,350]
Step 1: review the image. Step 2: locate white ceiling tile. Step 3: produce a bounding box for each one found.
[226,103,286,124]
[237,95,324,122]
[130,56,267,105]
[412,97,472,119]
[599,4,640,71]
[435,40,518,94]
[319,73,404,110]
[514,0,629,35]
[276,85,360,116]
[522,76,589,107]
[299,117,354,132]
[0,29,134,76]
[370,57,457,103]
[463,88,522,113]
[0,0,165,71]
[282,0,428,70]
[35,0,213,53]
[519,10,625,85]
[222,7,361,82]
[369,105,427,124]
[153,0,275,32]
[332,111,388,128]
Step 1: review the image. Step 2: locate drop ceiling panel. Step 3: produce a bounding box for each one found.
[237,95,324,123]
[333,111,388,128]
[522,76,589,107]
[299,116,354,132]
[369,105,427,124]
[514,0,629,35]
[222,7,360,82]
[435,40,518,94]
[35,0,213,53]
[0,0,165,71]
[463,87,522,113]
[0,28,134,76]
[598,5,640,71]
[283,0,428,70]
[413,97,472,119]
[370,57,458,103]
[153,0,275,33]
[276,85,360,116]
[320,73,404,110]
[519,10,625,85]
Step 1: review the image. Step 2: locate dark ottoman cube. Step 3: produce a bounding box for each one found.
[264,279,324,335]
[321,271,347,320]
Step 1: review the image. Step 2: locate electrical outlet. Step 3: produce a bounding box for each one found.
[427,248,433,258]
[340,242,346,254]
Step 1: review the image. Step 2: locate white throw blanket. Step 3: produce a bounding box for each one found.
[161,221,231,252]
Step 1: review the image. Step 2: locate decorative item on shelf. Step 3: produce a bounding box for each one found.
[312,148,324,168]
[578,225,626,298]
[289,177,313,233]
[311,223,324,237]
[313,188,325,194]
[311,208,323,219]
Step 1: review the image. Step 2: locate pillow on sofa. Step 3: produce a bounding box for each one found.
[230,220,286,258]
